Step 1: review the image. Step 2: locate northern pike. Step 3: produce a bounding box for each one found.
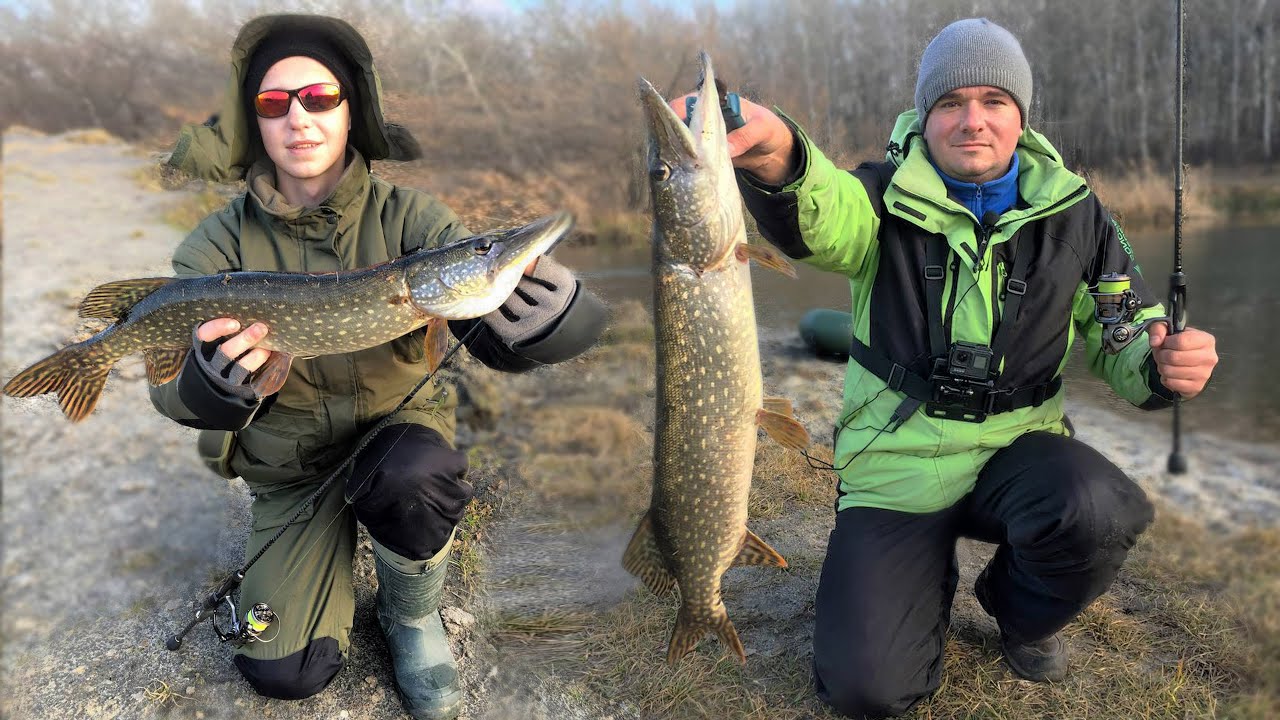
[4,211,573,422]
[623,54,810,663]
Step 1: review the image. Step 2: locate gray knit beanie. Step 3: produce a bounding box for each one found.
[914,18,1032,129]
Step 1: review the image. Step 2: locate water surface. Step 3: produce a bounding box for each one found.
[559,223,1279,447]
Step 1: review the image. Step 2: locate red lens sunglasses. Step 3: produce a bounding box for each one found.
[253,83,345,119]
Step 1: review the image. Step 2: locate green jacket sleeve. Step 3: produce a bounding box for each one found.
[1071,211,1179,410]
[736,115,881,280]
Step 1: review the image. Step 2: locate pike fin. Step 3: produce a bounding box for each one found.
[621,512,677,596]
[424,317,448,373]
[3,344,113,422]
[756,408,811,451]
[78,278,173,320]
[762,396,794,417]
[144,347,189,385]
[667,605,746,665]
[732,528,788,568]
[249,352,294,397]
[735,243,797,278]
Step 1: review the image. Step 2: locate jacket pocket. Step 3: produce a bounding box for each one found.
[197,429,239,479]
[236,427,302,469]
[249,482,320,532]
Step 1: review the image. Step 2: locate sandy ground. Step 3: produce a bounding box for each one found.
[3,130,1276,719]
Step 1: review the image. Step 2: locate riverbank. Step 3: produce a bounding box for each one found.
[3,129,1276,719]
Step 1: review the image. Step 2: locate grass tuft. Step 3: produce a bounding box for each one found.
[62,128,121,145]
[140,680,190,706]
[161,188,228,231]
[1085,162,1217,230]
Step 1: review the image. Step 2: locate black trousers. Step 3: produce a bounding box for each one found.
[812,432,1155,719]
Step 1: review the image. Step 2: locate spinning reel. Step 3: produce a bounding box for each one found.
[1089,272,1172,355]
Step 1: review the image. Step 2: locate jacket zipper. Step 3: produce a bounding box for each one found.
[890,182,1087,352]
[973,221,993,272]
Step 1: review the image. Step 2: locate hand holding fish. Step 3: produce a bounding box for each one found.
[667,92,798,185]
[197,319,273,375]
[3,212,573,421]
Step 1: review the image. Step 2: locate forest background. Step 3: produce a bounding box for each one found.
[4,0,1278,236]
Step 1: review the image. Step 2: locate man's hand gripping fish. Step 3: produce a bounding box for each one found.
[623,54,811,664]
[4,212,573,421]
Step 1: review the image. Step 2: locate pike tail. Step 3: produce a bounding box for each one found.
[6,277,180,422]
[667,603,745,665]
[3,342,115,422]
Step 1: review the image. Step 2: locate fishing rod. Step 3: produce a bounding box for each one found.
[1167,0,1188,474]
[1089,0,1190,473]
[164,322,482,651]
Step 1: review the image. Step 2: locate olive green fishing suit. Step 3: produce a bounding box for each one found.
[151,14,605,706]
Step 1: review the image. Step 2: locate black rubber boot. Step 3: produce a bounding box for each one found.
[373,535,462,720]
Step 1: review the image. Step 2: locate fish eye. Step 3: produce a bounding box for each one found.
[650,162,671,182]
[472,239,492,256]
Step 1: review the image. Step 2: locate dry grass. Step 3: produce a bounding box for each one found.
[139,680,191,707]
[129,163,179,192]
[62,128,121,145]
[160,188,229,231]
[526,406,647,460]
[6,163,58,184]
[600,299,656,347]
[485,499,1278,719]
[452,446,504,593]
[517,405,650,529]
[521,589,833,720]
[5,124,47,137]
[578,211,651,247]
[1085,162,1218,230]
[748,441,834,519]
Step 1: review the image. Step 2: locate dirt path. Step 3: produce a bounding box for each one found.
[3,131,1276,719]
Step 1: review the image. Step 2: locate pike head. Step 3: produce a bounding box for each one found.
[407,210,573,319]
[639,52,741,273]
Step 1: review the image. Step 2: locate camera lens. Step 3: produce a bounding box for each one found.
[955,351,971,363]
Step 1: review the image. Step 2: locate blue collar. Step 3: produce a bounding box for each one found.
[931,152,1020,221]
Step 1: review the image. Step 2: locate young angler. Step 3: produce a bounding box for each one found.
[154,14,605,719]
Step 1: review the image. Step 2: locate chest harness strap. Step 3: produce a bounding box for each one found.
[848,207,1060,426]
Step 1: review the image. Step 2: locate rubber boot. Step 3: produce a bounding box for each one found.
[373,531,462,720]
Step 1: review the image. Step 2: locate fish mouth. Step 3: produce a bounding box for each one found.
[638,52,723,165]
[495,210,574,269]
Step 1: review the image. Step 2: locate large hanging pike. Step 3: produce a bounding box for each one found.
[4,211,573,422]
[623,53,810,664]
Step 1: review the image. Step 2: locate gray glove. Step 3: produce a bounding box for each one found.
[482,255,578,350]
[189,325,259,401]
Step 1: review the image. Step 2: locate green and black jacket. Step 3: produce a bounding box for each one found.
[739,109,1175,514]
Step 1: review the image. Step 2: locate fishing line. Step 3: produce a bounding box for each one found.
[262,423,412,606]
[802,349,933,473]
[165,321,482,650]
